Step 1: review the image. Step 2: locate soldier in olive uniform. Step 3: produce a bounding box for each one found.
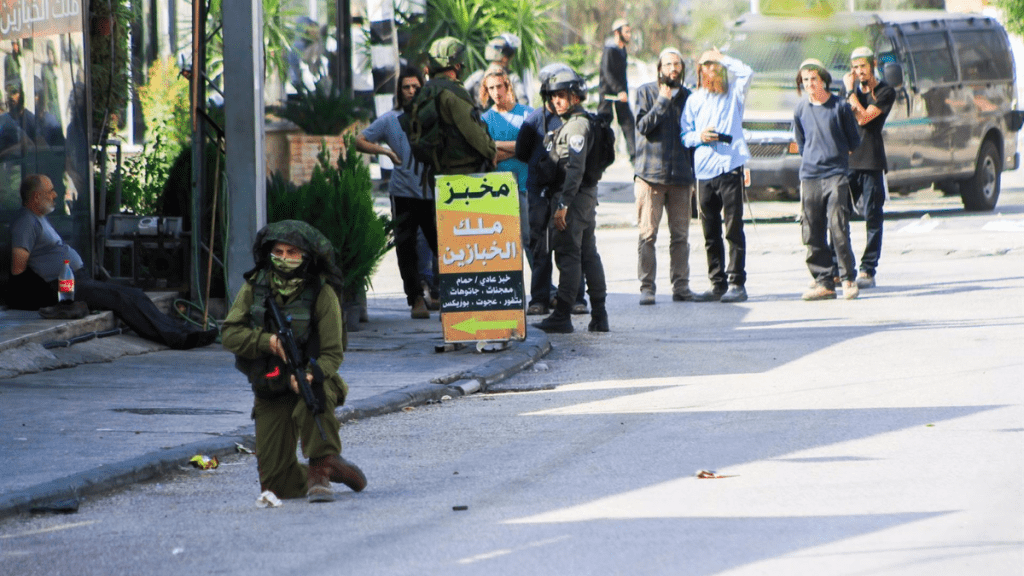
[412,36,496,177]
[533,68,609,334]
[222,220,367,503]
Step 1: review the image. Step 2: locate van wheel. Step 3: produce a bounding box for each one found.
[961,141,1000,211]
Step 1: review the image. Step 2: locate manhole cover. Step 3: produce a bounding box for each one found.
[112,408,244,416]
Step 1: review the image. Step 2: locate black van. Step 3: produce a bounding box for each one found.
[729,11,1022,210]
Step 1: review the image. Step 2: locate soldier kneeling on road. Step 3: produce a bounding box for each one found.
[222,220,367,503]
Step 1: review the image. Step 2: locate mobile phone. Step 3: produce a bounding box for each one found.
[717,132,733,144]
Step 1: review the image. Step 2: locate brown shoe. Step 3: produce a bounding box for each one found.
[802,284,837,301]
[411,297,429,319]
[319,454,367,492]
[306,458,335,502]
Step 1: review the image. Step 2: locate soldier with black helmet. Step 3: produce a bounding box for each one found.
[532,68,609,334]
[222,220,367,503]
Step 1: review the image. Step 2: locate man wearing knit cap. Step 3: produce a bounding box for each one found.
[681,47,753,304]
[793,58,861,301]
[599,18,636,162]
[633,47,695,305]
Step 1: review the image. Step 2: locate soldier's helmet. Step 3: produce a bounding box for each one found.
[545,67,588,101]
[538,63,573,99]
[485,33,521,62]
[428,37,466,73]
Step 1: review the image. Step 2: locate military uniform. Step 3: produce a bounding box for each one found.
[548,105,608,311]
[221,221,365,500]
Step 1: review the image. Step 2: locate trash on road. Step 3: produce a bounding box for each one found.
[452,505,468,511]
[402,406,416,412]
[235,443,255,454]
[256,491,283,508]
[695,470,736,479]
[189,455,219,470]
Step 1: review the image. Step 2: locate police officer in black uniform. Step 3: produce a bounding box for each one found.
[533,68,609,334]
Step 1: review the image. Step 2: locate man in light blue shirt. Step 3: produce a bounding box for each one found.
[681,48,752,303]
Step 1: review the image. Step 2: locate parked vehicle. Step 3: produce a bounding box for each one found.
[728,11,1022,210]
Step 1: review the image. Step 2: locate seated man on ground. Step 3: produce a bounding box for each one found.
[6,174,218,349]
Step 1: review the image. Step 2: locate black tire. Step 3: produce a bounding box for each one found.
[961,140,1001,211]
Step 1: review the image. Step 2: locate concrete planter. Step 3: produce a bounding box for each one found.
[265,121,367,185]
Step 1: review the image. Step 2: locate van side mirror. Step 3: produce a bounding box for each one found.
[883,62,904,89]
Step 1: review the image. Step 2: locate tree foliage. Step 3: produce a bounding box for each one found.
[401,0,558,79]
[996,0,1024,36]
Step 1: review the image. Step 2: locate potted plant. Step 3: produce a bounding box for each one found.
[267,80,370,184]
[267,135,392,339]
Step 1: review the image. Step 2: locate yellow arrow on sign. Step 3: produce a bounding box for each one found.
[452,317,519,334]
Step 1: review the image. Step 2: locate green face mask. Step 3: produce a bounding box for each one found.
[270,253,304,273]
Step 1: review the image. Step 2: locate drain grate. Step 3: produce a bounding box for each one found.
[112,408,244,416]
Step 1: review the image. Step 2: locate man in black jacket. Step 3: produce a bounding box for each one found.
[633,48,695,305]
[598,19,635,163]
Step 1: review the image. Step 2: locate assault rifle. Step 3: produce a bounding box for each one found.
[265,295,328,441]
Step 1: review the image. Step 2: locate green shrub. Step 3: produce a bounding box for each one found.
[267,134,391,297]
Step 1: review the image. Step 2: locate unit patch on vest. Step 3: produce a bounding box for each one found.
[568,134,585,154]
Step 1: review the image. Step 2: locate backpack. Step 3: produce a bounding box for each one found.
[540,110,616,189]
[583,112,616,186]
[399,83,443,174]
[399,78,485,180]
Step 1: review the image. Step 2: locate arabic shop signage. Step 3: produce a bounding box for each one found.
[0,0,82,39]
[436,172,526,343]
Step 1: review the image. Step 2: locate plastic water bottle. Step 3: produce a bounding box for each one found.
[58,260,75,302]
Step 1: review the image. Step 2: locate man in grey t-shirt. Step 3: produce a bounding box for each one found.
[355,65,438,319]
[8,174,218,349]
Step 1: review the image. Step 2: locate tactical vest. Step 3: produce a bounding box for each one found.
[234,271,323,399]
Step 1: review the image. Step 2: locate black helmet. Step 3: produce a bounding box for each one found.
[545,67,587,101]
[538,63,572,99]
[485,33,520,62]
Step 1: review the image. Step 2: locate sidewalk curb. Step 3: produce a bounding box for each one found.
[0,330,550,519]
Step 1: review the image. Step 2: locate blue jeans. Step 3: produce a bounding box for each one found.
[850,169,885,276]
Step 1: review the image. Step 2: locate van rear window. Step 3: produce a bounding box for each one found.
[953,30,1012,81]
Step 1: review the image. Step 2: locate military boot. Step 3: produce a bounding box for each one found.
[320,454,367,492]
[588,298,609,332]
[532,297,574,333]
[307,457,335,502]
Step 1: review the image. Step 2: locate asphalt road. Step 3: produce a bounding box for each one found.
[1,173,1021,575]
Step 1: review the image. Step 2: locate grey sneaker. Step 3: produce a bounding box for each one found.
[639,290,655,305]
[720,284,748,303]
[694,286,727,302]
[856,273,876,289]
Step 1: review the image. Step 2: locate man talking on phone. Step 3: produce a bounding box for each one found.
[632,48,695,305]
[681,48,753,303]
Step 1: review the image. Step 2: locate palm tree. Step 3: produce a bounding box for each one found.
[401,0,558,79]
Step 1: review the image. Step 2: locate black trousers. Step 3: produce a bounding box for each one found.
[528,189,586,307]
[6,268,200,349]
[697,167,747,288]
[598,99,636,161]
[392,196,439,306]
